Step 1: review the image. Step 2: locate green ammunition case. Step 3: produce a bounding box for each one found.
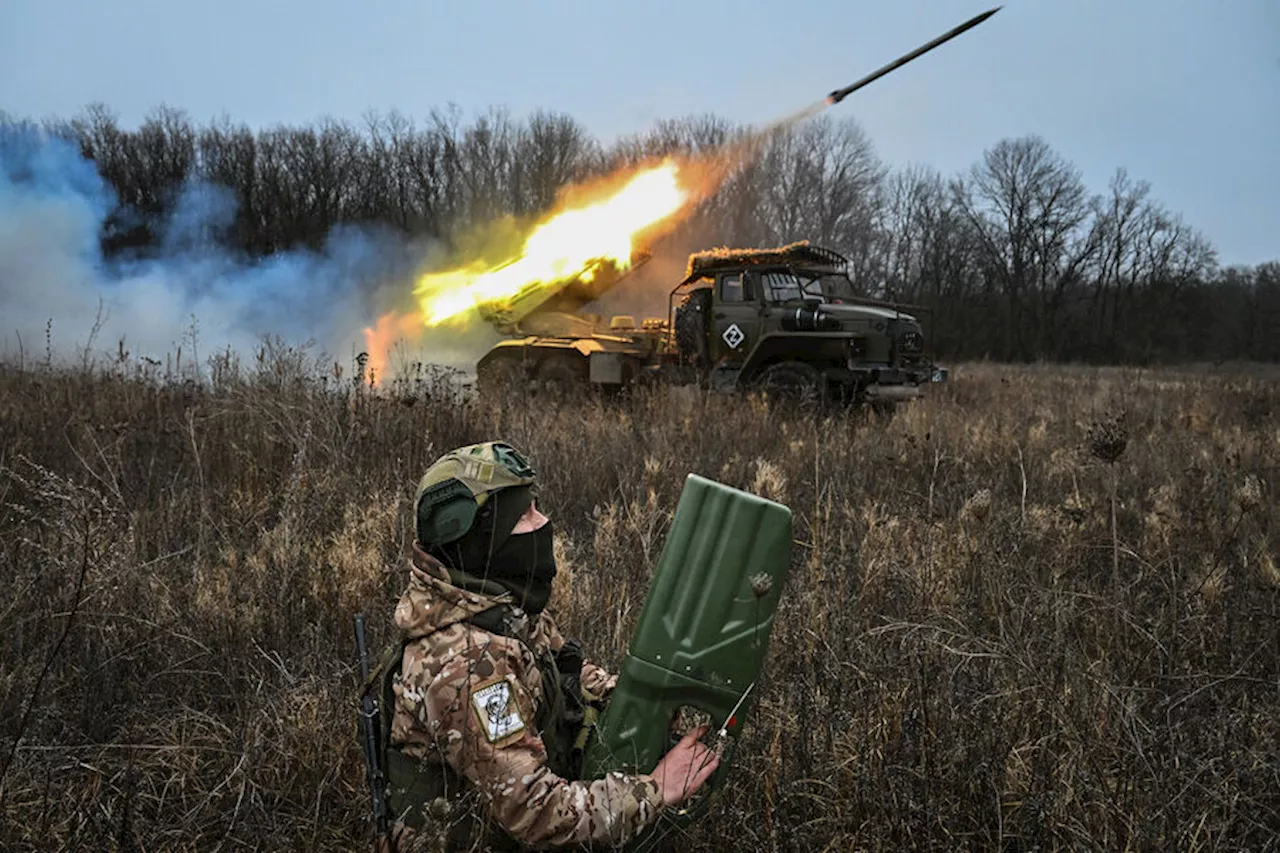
[583,473,792,783]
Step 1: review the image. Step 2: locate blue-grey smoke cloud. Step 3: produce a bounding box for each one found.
[0,125,465,374]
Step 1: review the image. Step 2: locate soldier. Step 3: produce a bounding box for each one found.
[381,441,718,851]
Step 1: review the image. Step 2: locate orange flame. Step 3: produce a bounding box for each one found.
[361,160,691,382]
[361,310,424,385]
[417,160,688,326]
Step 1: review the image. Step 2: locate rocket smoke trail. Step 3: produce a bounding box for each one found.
[678,7,1000,205]
[757,8,1000,136]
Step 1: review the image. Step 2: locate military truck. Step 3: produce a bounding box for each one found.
[475,242,945,405]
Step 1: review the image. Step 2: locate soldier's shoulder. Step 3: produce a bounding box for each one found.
[406,624,534,682]
[400,622,467,666]
[412,627,543,729]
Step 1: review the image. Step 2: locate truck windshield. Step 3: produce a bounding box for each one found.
[800,272,858,302]
[759,270,858,303]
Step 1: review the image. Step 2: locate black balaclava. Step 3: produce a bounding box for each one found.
[431,486,558,615]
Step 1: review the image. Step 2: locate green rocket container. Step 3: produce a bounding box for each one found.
[583,473,792,780]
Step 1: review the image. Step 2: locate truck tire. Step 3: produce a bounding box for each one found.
[757,361,827,407]
[535,352,588,398]
[674,289,712,368]
[477,354,526,398]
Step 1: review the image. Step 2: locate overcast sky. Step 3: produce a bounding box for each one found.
[2,0,1277,264]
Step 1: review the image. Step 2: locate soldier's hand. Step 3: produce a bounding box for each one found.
[652,724,720,806]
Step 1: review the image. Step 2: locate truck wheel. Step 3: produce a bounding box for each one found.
[757,361,826,407]
[535,353,587,398]
[477,356,526,398]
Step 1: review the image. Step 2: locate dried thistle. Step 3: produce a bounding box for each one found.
[1087,413,1129,464]
[750,572,774,598]
[1085,410,1130,590]
[963,488,992,523]
[428,797,451,821]
[751,458,788,503]
[1236,474,1265,514]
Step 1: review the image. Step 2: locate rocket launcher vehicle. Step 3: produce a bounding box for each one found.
[582,475,793,820]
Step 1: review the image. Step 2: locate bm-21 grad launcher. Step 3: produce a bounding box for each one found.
[472,10,997,402]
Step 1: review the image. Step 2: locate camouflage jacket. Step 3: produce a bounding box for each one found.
[388,544,664,850]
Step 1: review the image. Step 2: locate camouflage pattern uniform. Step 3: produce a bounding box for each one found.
[387,543,664,851]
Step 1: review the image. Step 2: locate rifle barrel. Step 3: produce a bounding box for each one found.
[355,614,371,680]
[353,614,389,836]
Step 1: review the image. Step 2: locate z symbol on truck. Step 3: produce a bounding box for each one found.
[722,324,746,349]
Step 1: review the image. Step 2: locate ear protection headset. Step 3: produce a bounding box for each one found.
[415,441,537,547]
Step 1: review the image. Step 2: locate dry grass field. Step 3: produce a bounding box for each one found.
[0,355,1276,851]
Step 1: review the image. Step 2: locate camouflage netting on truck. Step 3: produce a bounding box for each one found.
[684,242,847,279]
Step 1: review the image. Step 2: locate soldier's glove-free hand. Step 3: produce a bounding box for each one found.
[651,724,720,807]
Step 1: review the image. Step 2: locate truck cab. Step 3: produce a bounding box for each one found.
[671,243,944,402]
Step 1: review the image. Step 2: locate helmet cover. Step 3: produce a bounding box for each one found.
[415,441,537,547]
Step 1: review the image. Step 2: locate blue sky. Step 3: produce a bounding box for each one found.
[2,0,1277,264]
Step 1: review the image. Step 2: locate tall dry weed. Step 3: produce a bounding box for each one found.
[0,359,1276,851]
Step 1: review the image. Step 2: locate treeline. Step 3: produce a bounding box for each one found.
[5,105,1278,363]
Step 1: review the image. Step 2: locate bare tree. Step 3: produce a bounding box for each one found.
[13,103,1271,364]
[513,111,598,214]
[953,136,1097,358]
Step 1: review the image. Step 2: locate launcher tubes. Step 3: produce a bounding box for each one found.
[583,474,792,805]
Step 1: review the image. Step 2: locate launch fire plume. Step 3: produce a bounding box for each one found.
[419,162,685,326]
[360,142,788,382]
[362,160,689,380]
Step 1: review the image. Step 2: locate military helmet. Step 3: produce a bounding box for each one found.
[415,441,537,548]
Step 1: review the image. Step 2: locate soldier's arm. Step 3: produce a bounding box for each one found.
[581,662,618,699]
[538,611,569,651]
[427,644,664,847]
[539,612,618,699]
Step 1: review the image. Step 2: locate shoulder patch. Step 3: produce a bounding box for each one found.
[471,676,526,743]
